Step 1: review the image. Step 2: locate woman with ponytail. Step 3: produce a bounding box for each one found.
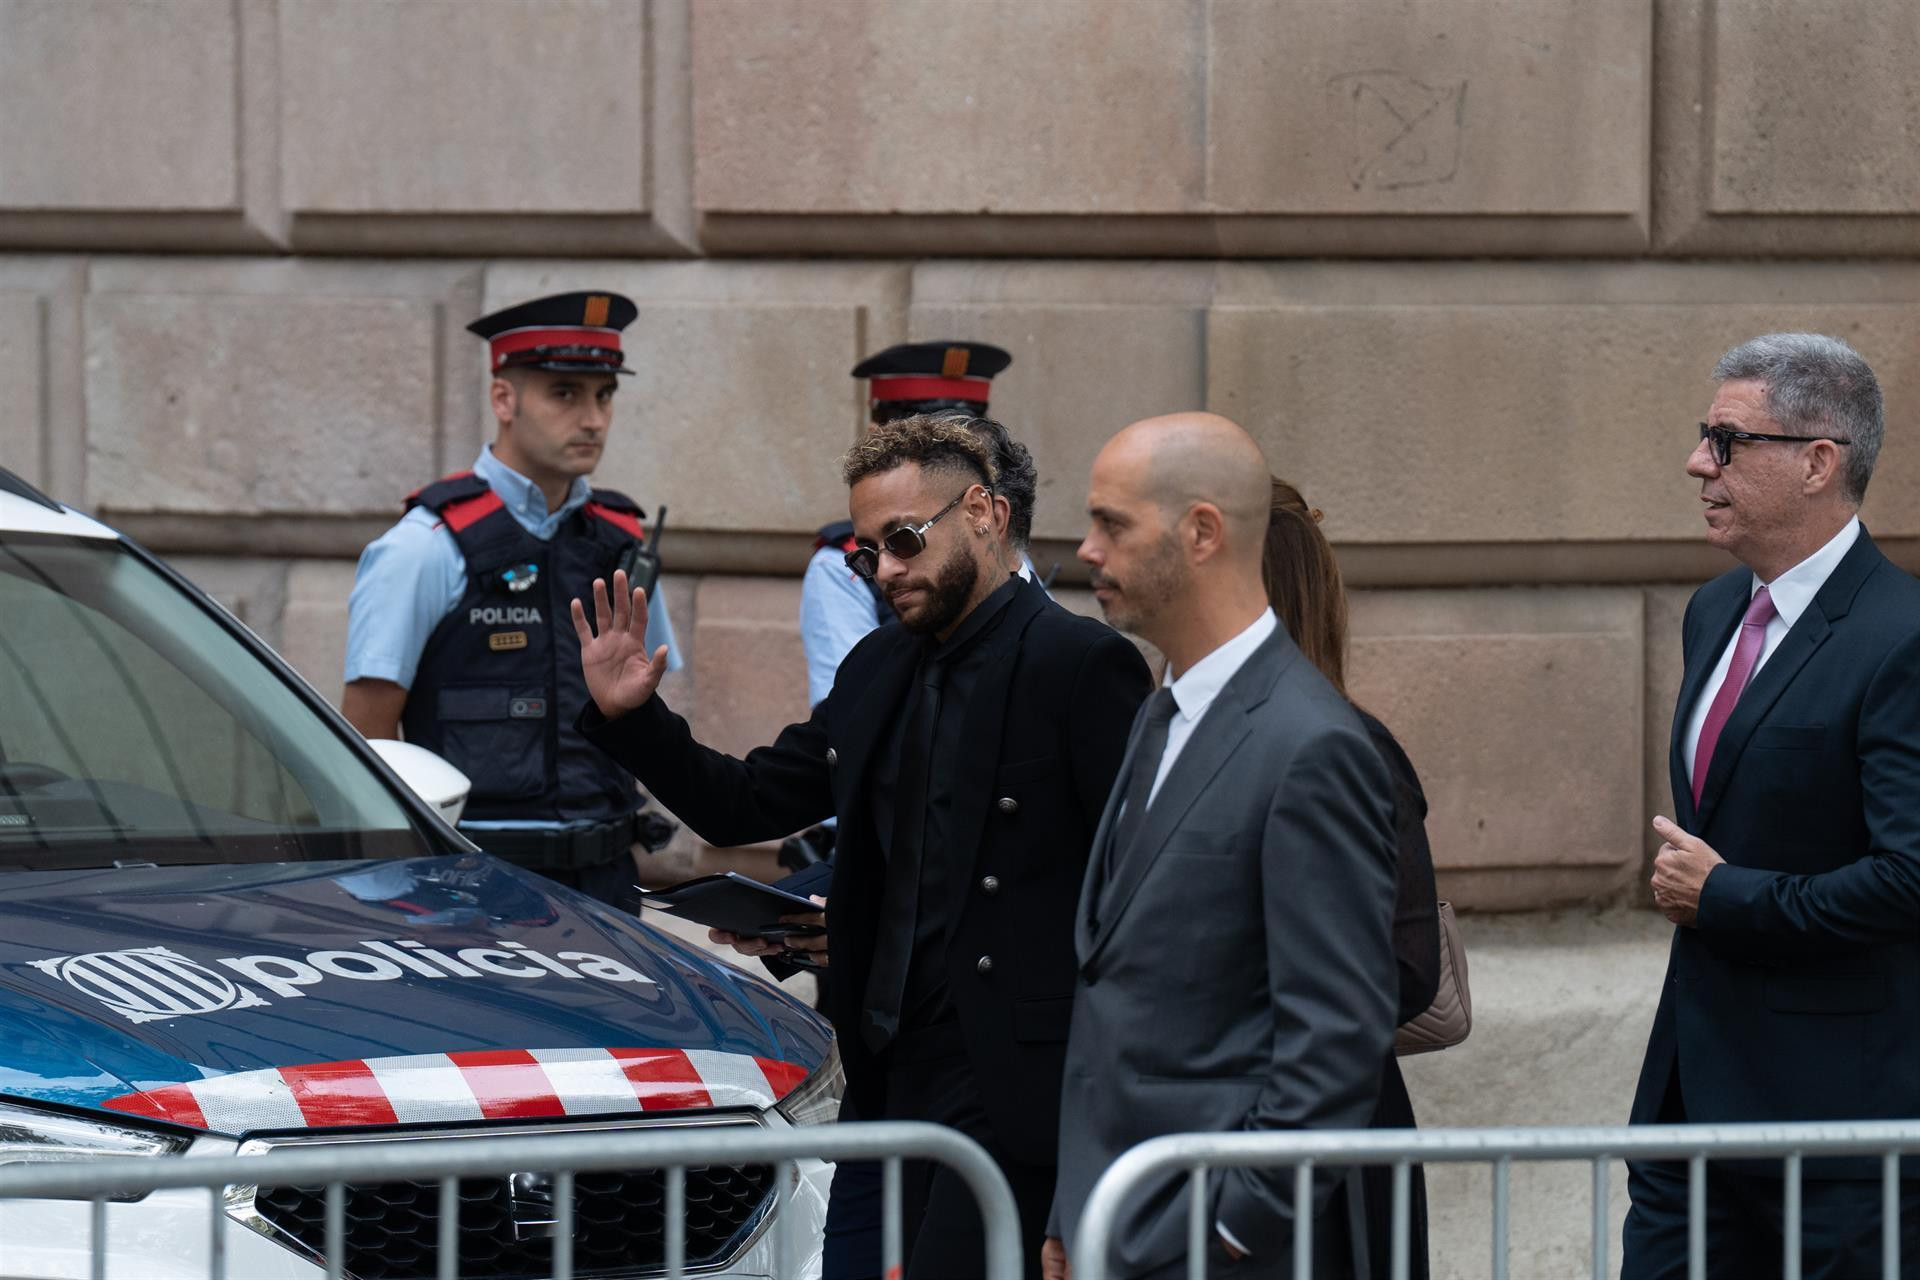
[1264,478,1441,1280]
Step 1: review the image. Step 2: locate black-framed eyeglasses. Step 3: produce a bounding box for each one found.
[1699,422,1851,467]
[843,486,984,582]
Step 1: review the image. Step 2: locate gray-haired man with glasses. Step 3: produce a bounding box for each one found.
[1625,333,1920,1276]
[572,413,1150,1278]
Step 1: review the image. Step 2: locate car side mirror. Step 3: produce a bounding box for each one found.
[367,740,471,827]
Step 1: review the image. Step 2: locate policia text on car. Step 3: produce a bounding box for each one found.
[342,291,681,906]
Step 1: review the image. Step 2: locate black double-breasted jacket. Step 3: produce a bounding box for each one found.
[583,577,1151,1164]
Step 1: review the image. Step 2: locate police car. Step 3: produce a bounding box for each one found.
[0,469,837,1278]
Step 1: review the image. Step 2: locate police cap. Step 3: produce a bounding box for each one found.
[468,291,638,376]
[852,341,1012,421]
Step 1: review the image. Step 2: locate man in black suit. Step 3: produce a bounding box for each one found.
[1046,412,1399,1279]
[1625,333,1920,1277]
[570,413,1151,1278]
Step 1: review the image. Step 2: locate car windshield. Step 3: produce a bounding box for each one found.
[0,532,440,869]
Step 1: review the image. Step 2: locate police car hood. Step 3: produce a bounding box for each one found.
[0,856,830,1134]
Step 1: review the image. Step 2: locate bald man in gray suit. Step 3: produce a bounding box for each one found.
[1044,414,1400,1280]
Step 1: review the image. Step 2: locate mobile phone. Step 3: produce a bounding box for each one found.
[757,922,827,940]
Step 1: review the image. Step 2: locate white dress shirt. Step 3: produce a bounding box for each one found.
[1148,608,1279,807]
[1681,516,1860,781]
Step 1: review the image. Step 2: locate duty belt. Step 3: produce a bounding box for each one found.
[466,813,650,872]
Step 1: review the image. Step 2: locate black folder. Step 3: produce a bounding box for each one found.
[635,872,825,939]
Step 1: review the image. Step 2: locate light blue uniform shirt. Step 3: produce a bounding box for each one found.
[346,448,680,833]
[345,445,681,692]
[799,545,885,708]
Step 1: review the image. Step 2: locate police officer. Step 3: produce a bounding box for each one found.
[342,291,680,906]
[799,341,1023,708]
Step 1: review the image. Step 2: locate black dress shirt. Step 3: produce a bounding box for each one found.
[889,573,1022,1035]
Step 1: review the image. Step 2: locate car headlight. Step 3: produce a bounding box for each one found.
[0,1098,190,1199]
[774,1043,843,1127]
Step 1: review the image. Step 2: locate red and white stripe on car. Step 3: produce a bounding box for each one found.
[103,1047,812,1133]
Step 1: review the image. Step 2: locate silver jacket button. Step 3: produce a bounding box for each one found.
[976,955,994,975]
[826,748,838,768]
[980,875,1001,895]
[995,796,1018,813]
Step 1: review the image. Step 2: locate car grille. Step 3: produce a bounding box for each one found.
[233,1118,779,1280]
[252,1165,776,1280]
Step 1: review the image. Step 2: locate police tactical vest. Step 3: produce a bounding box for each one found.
[814,519,886,620]
[401,472,648,825]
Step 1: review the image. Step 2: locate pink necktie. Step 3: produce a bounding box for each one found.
[1691,585,1778,806]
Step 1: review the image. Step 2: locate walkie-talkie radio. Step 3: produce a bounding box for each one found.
[613,504,666,600]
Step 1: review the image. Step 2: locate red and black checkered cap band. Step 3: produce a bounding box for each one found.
[489,326,625,372]
[868,375,993,405]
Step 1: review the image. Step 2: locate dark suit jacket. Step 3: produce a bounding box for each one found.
[1631,528,1920,1164]
[1052,625,1400,1271]
[583,577,1151,1164]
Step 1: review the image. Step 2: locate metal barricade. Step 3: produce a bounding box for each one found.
[1073,1120,1920,1280]
[0,1119,1022,1280]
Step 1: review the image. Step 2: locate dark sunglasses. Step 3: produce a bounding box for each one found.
[1699,422,1851,467]
[844,485,986,582]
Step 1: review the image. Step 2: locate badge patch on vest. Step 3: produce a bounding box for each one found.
[509,697,547,719]
[489,631,529,652]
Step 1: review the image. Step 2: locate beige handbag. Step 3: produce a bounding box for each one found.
[1393,901,1472,1056]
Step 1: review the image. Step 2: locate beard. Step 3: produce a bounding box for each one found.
[888,537,981,635]
[1092,533,1183,635]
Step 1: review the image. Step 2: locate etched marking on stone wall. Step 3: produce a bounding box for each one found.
[1327,70,1467,191]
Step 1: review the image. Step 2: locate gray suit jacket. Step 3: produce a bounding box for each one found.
[1051,626,1400,1273]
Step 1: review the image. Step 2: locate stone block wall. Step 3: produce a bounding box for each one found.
[4,0,1917,913]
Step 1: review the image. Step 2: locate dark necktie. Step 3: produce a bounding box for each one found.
[861,655,945,1054]
[1106,687,1179,878]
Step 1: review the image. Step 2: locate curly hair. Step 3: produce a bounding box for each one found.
[841,413,995,492]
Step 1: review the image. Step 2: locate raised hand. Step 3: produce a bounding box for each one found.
[571,569,669,719]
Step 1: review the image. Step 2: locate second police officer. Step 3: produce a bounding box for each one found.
[341,291,681,908]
